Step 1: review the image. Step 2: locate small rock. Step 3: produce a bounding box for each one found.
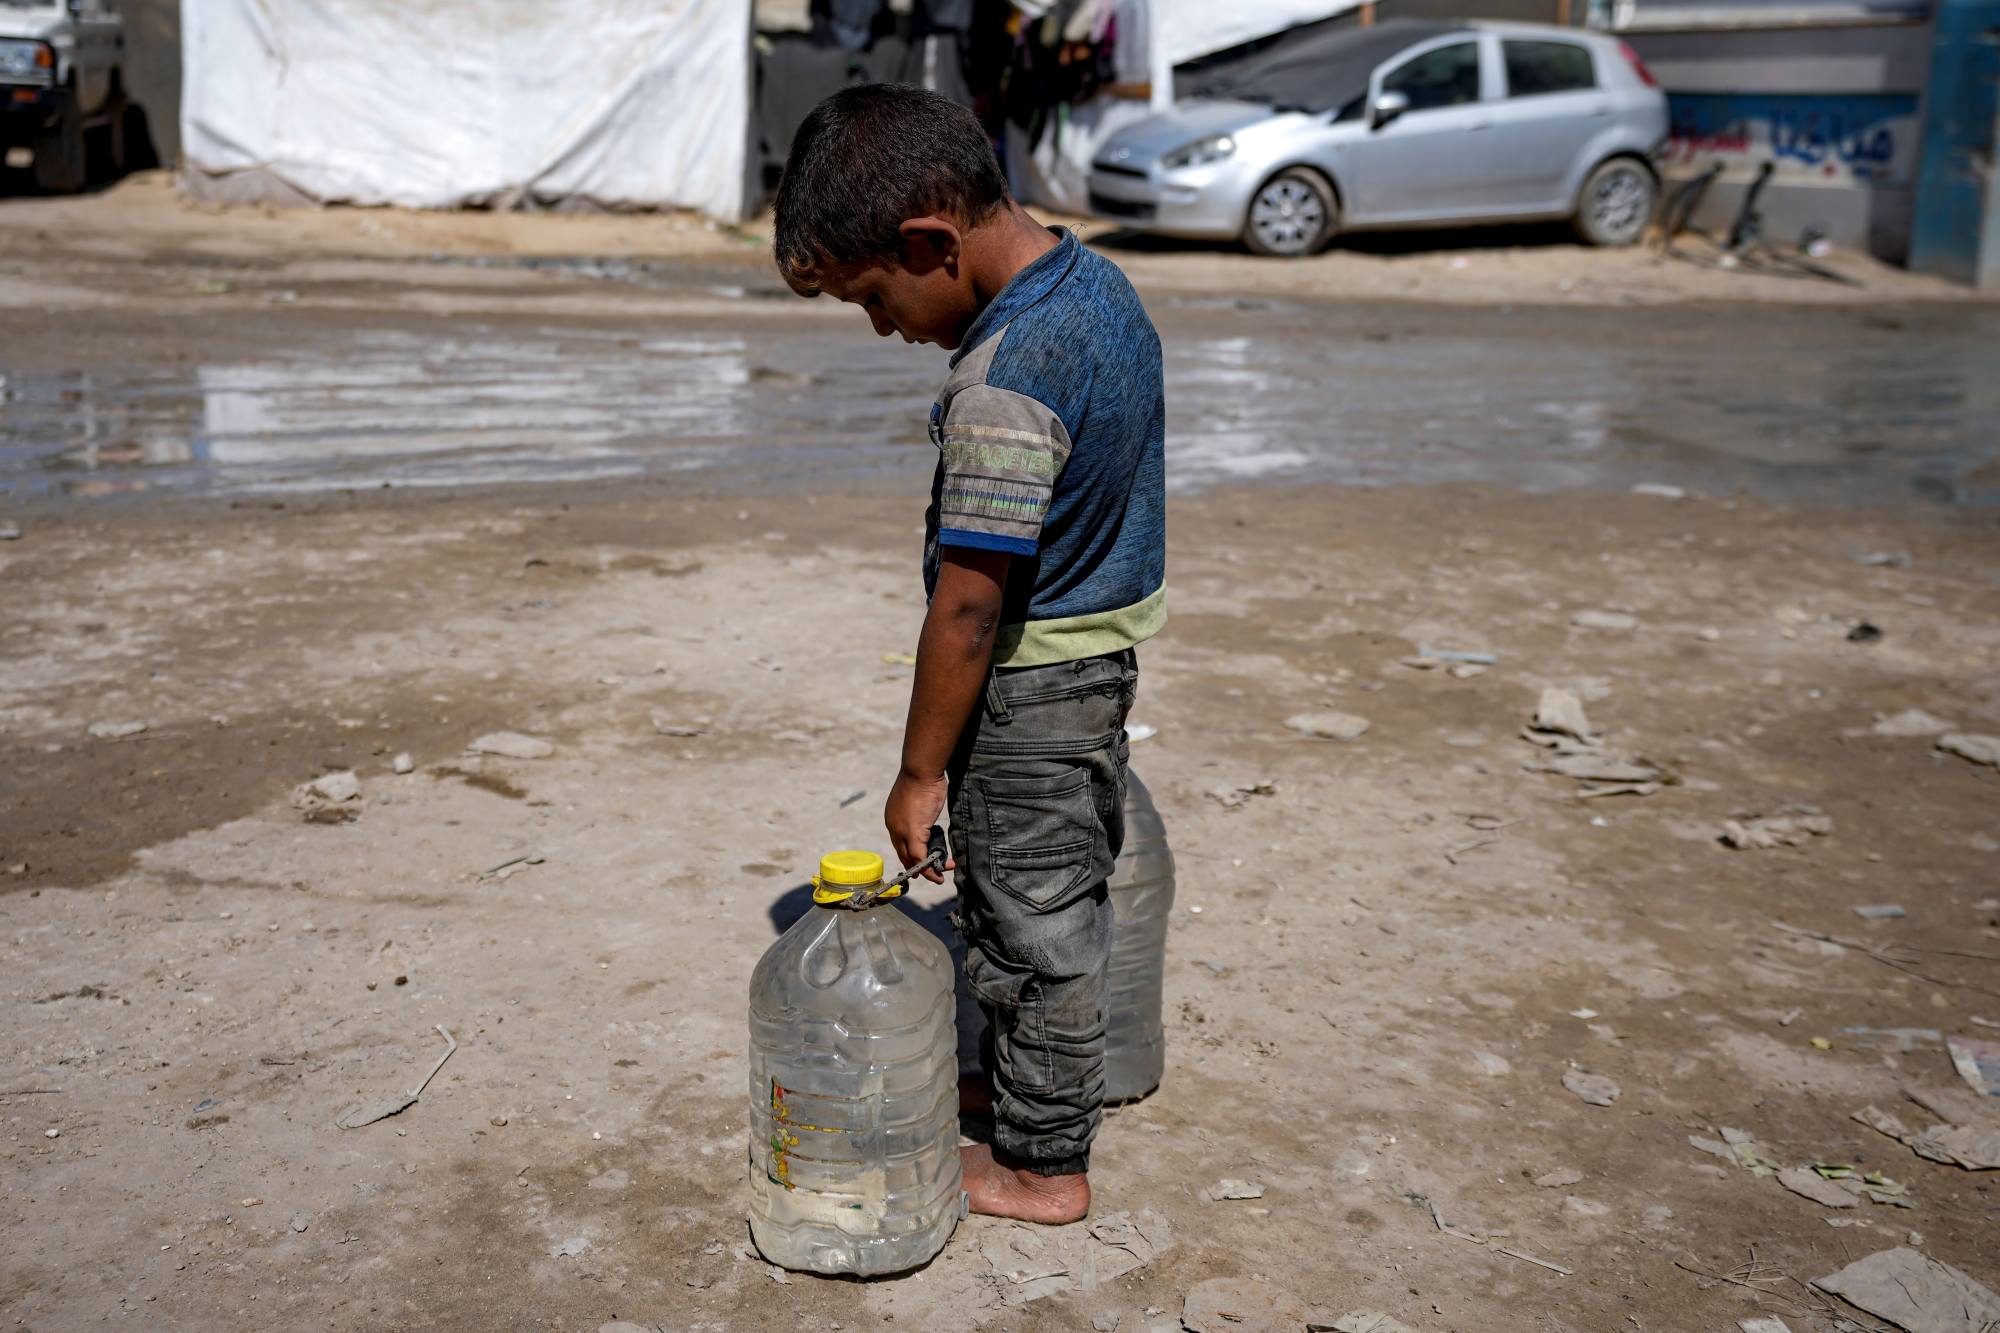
[1852,904,1905,920]
[553,1236,589,1258]
[468,731,555,760]
[391,752,415,774]
[651,716,704,737]
[241,1197,262,1207]
[1472,1052,1512,1077]
[303,771,361,803]
[0,524,21,540]
[1570,609,1637,631]
[1630,483,1685,500]
[1562,1070,1620,1106]
[289,1214,310,1233]
[1534,1168,1584,1188]
[86,721,148,740]
[43,1127,59,1139]
[1644,1205,1675,1230]
[1092,1314,1122,1332]
[1938,733,2000,768]
[1204,1178,1266,1201]
[1846,621,1884,643]
[1285,712,1371,742]
[1870,709,1953,737]
[1722,807,1833,850]
[1563,1195,1611,1218]
[490,1116,508,1127]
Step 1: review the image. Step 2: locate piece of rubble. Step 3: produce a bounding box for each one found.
[1853,1104,2000,1172]
[86,720,148,739]
[1529,688,1595,745]
[1777,1167,1860,1208]
[391,752,415,774]
[1183,1278,1310,1333]
[1208,780,1278,810]
[1938,733,2000,768]
[1204,1179,1266,1201]
[1534,1168,1584,1188]
[1285,712,1371,742]
[1562,1070,1620,1106]
[1870,710,1954,737]
[1722,807,1832,850]
[1316,1314,1420,1333]
[1812,1247,2000,1332]
[1570,609,1638,631]
[468,731,554,759]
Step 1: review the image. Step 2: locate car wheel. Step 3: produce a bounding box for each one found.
[1573,157,1657,247]
[1243,168,1337,258]
[33,85,87,194]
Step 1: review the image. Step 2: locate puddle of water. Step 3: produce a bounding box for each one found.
[1,303,1995,506]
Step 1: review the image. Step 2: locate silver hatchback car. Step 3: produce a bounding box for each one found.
[1087,20,1668,256]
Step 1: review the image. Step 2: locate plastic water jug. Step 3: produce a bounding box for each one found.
[1104,769,1176,1101]
[747,850,962,1275]
[952,769,1177,1103]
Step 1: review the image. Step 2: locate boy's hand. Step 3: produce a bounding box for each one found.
[890,545,1009,885]
[885,771,953,883]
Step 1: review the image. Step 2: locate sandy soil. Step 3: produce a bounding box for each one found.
[3,472,1998,1333]
[2,185,2000,1333]
[0,171,1985,311]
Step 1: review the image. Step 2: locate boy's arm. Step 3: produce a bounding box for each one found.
[886,547,1011,883]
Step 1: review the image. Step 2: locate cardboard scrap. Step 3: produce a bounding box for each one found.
[1813,1247,2000,1333]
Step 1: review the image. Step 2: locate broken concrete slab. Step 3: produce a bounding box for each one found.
[467,731,555,759]
[1812,1247,2000,1333]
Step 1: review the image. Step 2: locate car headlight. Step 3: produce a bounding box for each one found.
[1162,134,1236,171]
[0,40,54,84]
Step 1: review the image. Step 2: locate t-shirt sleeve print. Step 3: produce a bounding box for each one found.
[933,382,1073,557]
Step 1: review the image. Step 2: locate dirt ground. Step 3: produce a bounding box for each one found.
[3,184,1999,1333]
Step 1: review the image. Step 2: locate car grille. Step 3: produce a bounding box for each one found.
[1089,192,1156,221]
[1092,162,1148,180]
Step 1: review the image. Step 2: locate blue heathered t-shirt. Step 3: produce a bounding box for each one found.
[922,230,1167,667]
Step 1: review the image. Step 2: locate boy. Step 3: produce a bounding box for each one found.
[774,84,1165,1225]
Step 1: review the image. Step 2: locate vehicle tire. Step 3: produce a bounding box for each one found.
[1242,167,1338,258]
[33,84,87,194]
[1572,156,1657,247]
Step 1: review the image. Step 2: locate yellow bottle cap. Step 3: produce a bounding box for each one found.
[816,850,884,887]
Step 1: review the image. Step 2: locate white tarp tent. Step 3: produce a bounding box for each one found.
[1009,0,1361,213]
[180,0,753,222]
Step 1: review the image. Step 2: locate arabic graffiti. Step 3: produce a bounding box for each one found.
[1666,93,1919,186]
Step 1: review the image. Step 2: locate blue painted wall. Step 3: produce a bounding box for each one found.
[1909,0,2000,286]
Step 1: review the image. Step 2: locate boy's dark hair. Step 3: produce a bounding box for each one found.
[774,84,1009,293]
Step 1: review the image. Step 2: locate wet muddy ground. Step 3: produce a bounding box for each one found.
[3,196,1999,1333]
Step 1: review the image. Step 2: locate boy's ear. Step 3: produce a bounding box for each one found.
[897,216,962,273]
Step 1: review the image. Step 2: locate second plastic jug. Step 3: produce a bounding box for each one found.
[747,851,962,1276]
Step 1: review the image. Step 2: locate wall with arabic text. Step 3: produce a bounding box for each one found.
[1665,92,1921,187]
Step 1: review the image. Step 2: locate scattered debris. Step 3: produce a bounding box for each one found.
[553,1236,589,1259]
[1870,709,1954,737]
[1208,779,1278,810]
[480,853,544,881]
[1285,712,1371,741]
[1812,1247,2000,1333]
[1854,1102,2000,1171]
[1092,1314,1121,1332]
[299,770,361,805]
[1570,609,1637,631]
[1947,1035,2000,1097]
[837,789,866,808]
[1777,1166,1859,1208]
[1937,733,2000,768]
[981,1209,1172,1306]
[1562,1070,1620,1107]
[1317,1313,1419,1333]
[1204,1179,1266,1201]
[335,1024,457,1129]
[1522,689,1666,794]
[1840,1028,1940,1052]
[880,652,917,667]
[289,1214,310,1233]
[650,716,705,737]
[1853,904,1906,920]
[1778,1008,1803,1026]
[1722,807,1832,850]
[1858,550,1911,567]
[86,720,148,740]
[391,752,415,774]
[1737,1319,1792,1333]
[467,731,554,759]
[1846,621,1884,643]
[1416,646,1496,665]
[1631,483,1686,499]
[1182,1278,1309,1333]
[1533,1168,1583,1188]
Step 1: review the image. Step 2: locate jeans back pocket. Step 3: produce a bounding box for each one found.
[975,770,1099,912]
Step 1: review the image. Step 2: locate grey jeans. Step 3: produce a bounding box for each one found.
[947,649,1136,1176]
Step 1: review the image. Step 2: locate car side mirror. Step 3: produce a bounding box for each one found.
[1370,90,1410,130]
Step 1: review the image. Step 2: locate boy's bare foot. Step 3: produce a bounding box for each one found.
[959,1077,994,1118]
[960,1143,1089,1224]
